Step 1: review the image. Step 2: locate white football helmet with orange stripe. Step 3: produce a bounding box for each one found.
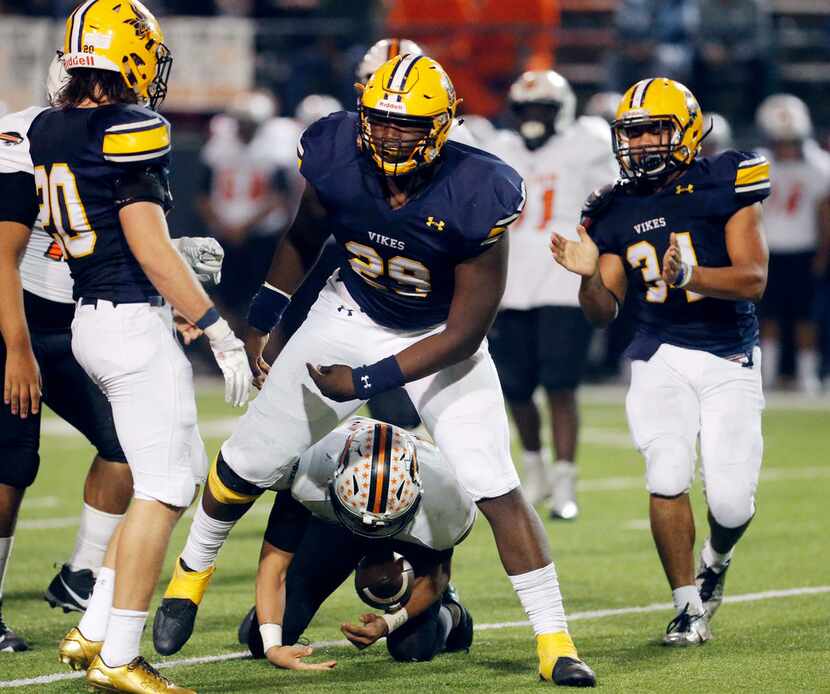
[356,38,423,84]
[329,421,422,538]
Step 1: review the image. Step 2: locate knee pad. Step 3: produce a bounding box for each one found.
[0,447,39,489]
[644,437,695,498]
[208,453,263,505]
[387,629,439,662]
[707,488,756,529]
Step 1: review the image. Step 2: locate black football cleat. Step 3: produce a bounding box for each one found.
[0,604,29,653]
[550,657,597,687]
[153,598,198,656]
[44,564,95,613]
[442,583,473,653]
[238,605,266,659]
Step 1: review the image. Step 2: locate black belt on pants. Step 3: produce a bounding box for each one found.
[79,296,165,308]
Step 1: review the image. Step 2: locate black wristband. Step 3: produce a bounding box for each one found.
[196,307,220,330]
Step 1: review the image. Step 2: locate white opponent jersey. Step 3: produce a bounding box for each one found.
[286,418,477,552]
[762,143,830,254]
[491,116,618,309]
[0,106,74,304]
[201,115,302,236]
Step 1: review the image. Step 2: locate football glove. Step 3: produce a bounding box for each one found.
[173,237,224,285]
[204,318,252,407]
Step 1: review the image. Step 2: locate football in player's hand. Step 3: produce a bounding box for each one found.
[354,551,414,612]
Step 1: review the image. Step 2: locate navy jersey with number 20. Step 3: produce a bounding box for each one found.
[589,151,771,359]
[298,112,526,330]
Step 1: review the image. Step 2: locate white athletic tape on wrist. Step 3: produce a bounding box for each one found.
[381,608,409,634]
[259,623,283,652]
[674,261,694,289]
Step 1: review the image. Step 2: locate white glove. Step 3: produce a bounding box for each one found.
[173,236,225,285]
[204,318,252,407]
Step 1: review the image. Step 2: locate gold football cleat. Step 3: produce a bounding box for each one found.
[537,631,596,687]
[57,627,102,671]
[86,655,195,693]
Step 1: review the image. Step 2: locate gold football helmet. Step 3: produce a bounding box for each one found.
[358,53,460,176]
[62,0,172,110]
[612,77,704,182]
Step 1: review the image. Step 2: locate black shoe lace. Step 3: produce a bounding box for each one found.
[666,604,692,634]
[129,657,172,685]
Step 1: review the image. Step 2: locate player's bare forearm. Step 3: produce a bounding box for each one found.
[579,272,617,326]
[255,541,293,629]
[121,202,213,323]
[814,196,830,275]
[261,183,329,295]
[395,238,507,381]
[579,254,626,327]
[404,557,451,621]
[685,203,768,302]
[0,222,33,351]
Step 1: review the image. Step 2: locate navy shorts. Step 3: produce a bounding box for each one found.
[0,322,126,489]
[488,306,593,401]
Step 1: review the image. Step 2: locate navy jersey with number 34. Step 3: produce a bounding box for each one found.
[298,112,526,330]
[589,151,771,358]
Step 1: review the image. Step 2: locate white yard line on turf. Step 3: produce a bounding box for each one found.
[1,585,828,689]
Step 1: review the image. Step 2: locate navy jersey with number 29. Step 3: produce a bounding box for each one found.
[589,150,771,359]
[298,112,526,330]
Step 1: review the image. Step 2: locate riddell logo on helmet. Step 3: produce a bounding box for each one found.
[377,100,406,113]
[63,54,96,68]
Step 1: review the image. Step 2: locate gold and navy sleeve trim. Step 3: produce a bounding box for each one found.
[735,155,770,194]
[103,118,170,163]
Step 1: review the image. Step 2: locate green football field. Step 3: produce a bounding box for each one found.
[1,385,828,693]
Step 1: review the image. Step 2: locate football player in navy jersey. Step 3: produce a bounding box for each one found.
[156,54,596,686]
[32,3,250,692]
[0,54,224,654]
[552,78,769,645]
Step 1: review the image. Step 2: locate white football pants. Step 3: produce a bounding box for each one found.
[72,300,208,508]
[625,343,764,528]
[222,273,520,501]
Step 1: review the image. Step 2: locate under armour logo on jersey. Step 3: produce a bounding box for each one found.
[675,184,694,195]
[337,305,354,317]
[361,375,372,389]
[426,216,445,231]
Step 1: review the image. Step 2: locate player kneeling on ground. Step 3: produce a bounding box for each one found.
[223,419,473,667]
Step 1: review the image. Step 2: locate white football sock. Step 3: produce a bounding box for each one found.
[100,607,147,667]
[522,450,550,505]
[672,585,704,616]
[509,563,568,635]
[180,502,236,572]
[78,567,115,641]
[0,536,13,600]
[760,338,778,386]
[68,504,123,574]
[796,349,820,395]
[438,605,454,644]
[701,539,732,571]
